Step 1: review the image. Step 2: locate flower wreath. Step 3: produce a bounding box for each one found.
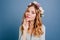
[28,1,44,17]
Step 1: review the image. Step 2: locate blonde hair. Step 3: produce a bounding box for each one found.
[20,3,44,37]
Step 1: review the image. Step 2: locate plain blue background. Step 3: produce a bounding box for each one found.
[0,0,60,40]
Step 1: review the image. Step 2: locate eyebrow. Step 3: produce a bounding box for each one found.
[27,8,35,13]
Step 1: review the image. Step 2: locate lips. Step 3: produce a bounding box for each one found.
[26,16,30,18]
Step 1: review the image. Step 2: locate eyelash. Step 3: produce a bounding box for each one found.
[32,12,35,14]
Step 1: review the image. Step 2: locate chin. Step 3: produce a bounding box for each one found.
[27,19,31,21]
[26,19,30,21]
[26,18,32,21]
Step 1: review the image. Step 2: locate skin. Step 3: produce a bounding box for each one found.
[23,6,36,31]
[25,6,36,22]
[22,6,36,40]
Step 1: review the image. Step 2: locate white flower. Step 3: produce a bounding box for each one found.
[29,1,38,5]
[29,3,31,5]
[39,7,44,14]
[33,1,38,5]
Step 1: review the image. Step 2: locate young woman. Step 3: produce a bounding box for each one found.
[18,1,45,40]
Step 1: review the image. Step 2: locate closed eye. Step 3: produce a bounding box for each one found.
[32,11,35,14]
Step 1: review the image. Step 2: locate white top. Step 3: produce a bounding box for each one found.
[18,24,45,40]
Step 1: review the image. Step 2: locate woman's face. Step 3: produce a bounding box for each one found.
[25,6,36,21]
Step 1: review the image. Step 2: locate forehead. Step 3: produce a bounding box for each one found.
[28,6,35,12]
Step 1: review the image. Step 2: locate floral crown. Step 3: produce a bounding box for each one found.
[28,1,44,17]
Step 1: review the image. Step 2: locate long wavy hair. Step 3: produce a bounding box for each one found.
[20,3,44,37]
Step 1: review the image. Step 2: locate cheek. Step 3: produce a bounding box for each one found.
[25,12,28,16]
[31,15,36,20]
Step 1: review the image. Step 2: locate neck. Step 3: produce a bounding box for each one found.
[29,20,34,29]
[28,20,34,34]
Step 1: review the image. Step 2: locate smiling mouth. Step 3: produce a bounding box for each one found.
[26,16,30,18]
